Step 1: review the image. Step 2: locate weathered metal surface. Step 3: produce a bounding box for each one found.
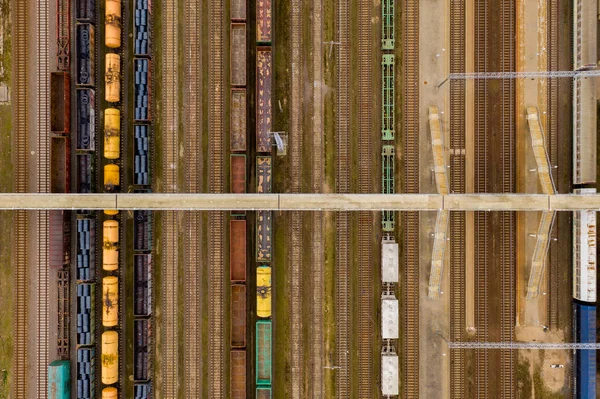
[230,89,247,151]
[256,211,272,262]
[230,350,247,399]
[257,156,272,194]
[256,0,272,43]
[230,285,247,347]
[230,155,246,193]
[256,48,272,153]
[230,220,247,282]
[230,24,246,86]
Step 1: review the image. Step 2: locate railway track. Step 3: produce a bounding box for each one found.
[208,0,225,396]
[449,1,466,397]
[402,0,420,397]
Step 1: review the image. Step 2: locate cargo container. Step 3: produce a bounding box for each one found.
[230,350,246,399]
[256,320,272,385]
[102,276,119,327]
[76,347,96,399]
[51,72,71,135]
[134,125,151,185]
[134,382,152,398]
[77,154,93,193]
[51,136,71,193]
[230,220,247,282]
[105,53,121,103]
[101,330,119,385]
[134,59,152,121]
[381,238,399,283]
[76,0,95,21]
[256,387,272,399]
[105,0,122,48]
[257,266,272,318]
[231,24,247,86]
[77,24,95,85]
[231,0,246,20]
[48,360,70,399]
[104,108,120,159]
[134,254,152,316]
[231,284,247,347]
[256,156,272,193]
[77,219,96,280]
[102,387,118,398]
[103,220,119,270]
[381,295,399,339]
[256,48,272,153]
[230,89,247,151]
[381,352,399,396]
[77,283,95,345]
[134,210,153,251]
[256,0,272,43]
[256,211,272,262]
[134,0,152,56]
[104,164,120,192]
[77,88,95,151]
[134,319,151,381]
[50,210,70,269]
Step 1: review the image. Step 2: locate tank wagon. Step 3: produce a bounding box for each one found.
[102,276,119,327]
[104,164,120,192]
[76,283,95,345]
[257,266,272,318]
[77,154,93,193]
[76,0,95,20]
[134,319,151,381]
[76,24,95,85]
[230,220,247,282]
[256,48,272,153]
[49,210,70,269]
[134,59,152,121]
[101,330,119,385]
[105,53,121,103]
[134,125,151,185]
[77,88,95,151]
[257,387,272,398]
[134,254,152,316]
[257,156,272,193]
[256,320,272,385]
[230,349,247,398]
[51,72,71,135]
[77,218,95,280]
[103,220,119,270]
[105,0,122,48]
[102,387,118,398]
[134,0,152,56]
[102,108,120,159]
[231,284,247,347]
[256,0,272,44]
[77,347,96,398]
[231,24,247,86]
[48,360,70,399]
[230,89,247,151]
[134,210,153,251]
[256,211,272,262]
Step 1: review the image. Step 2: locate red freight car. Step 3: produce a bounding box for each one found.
[230,349,247,399]
[51,72,71,135]
[230,89,246,152]
[230,220,247,282]
[256,0,272,43]
[230,285,247,348]
[256,47,272,153]
[50,210,70,269]
[230,24,246,87]
[51,136,71,193]
[230,155,246,194]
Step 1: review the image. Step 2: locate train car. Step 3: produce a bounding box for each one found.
[381,55,395,139]
[77,88,95,151]
[134,254,152,316]
[76,347,96,398]
[256,47,272,153]
[134,383,152,398]
[134,0,152,56]
[102,276,119,327]
[231,284,247,348]
[77,154,93,193]
[76,0,95,20]
[231,23,247,86]
[51,72,71,135]
[573,189,597,302]
[573,301,597,399]
[230,220,247,282]
[50,210,70,269]
[230,154,246,194]
[77,218,95,280]
[257,156,272,193]
[257,266,272,318]
[76,23,95,85]
[134,125,151,185]
[256,387,272,399]
[134,210,153,251]
[134,59,152,121]
[256,211,272,262]
[231,0,246,20]
[256,0,272,43]
[51,136,71,193]
[103,220,119,270]
[230,89,247,151]
[105,0,122,48]
[381,0,394,49]
[382,145,395,231]
[104,108,120,159]
[105,53,121,103]
[104,209,119,216]
[230,350,246,399]
[76,283,95,345]
[381,294,399,339]
[256,320,272,385]
[134,319,151,381]
[104,164,120,192]
[101,330,119,385]
[102,387,118,399]
[48,360,70,399]
[381,238,399,283]
[381,351,399,396]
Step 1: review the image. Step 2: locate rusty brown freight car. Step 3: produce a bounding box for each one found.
[230,220,247,282]
[257,156,272,193]
[230,89,246,151]
[256,211,272,262]
[230,155,246,194]
[231,0,246,20]
[50,210,70,268]
[230,285,247,348]
[256,0,272,43]
[51,72,71,135]
[231,24,246,87]
[230,350,247,399]
[256,47,272,153]
[51,136,71,193]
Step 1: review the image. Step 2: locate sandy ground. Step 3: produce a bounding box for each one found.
[418,0,451,396]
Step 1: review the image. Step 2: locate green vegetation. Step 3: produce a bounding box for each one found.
[0,0,11,86]
[517,358,533,398]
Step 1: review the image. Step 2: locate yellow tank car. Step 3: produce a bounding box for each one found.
[101,330,119,385]
[256,266,272,318]
[104,108,120,160]
[105,53,121,103]
[105,0,122,48]
[102,276,119,327]
[103,220,119,271]
[104,164,120,192]
[104,209,119,216]
[102,387,118,399]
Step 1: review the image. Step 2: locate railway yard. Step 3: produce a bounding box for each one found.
[2,0,600,398]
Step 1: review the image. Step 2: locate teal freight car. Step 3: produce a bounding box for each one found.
[256,320,272,385]
[48,360,70,399]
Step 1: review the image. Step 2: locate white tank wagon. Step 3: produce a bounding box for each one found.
[382,238,399,283]
[573,188,597,302]
[381,294,399,339]
[381,350,399,396]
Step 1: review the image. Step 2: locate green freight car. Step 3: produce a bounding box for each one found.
[381,0,394,49]
[382,145,395,231]
[257,386,272,398]
[381,55,395,140]
[256,320,272,385]
[48,360,70,399]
